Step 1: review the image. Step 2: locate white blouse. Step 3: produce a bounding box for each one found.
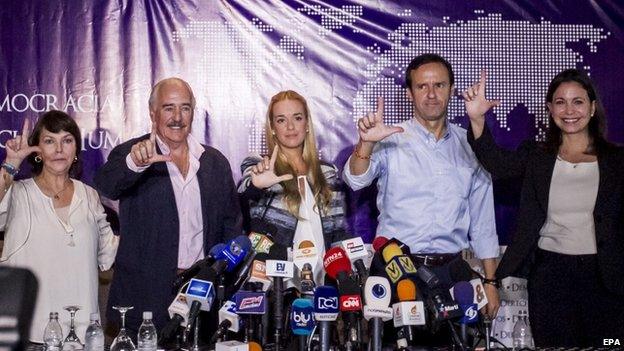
[539,158,599,255]
[0,178,118,343]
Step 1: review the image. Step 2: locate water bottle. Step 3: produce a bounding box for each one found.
[512,314,534,350]
[84,313,104,351]
[137,311,157,351]
[43,312,64,351]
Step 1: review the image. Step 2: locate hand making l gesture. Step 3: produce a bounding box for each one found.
[129,125,173,167]
[250,145,294,189]
[357,97,404,143]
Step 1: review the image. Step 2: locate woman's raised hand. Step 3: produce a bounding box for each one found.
[251,145,294,189]
[4,118,41,168]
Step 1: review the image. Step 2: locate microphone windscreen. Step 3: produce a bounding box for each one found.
[381,243,402,263]
[372,236,389,252]
[248,342,262,351]
[267,243,288,260]
[449,259,473,282]
[233,235,253,252]
[396,279,416,301]
[453,281,474,304]
[338,276,360,295]
[209,243,226,258]
[322,247,352,280]
[254,252,269,262]
[195,266,217,282]
[298,240,315,249]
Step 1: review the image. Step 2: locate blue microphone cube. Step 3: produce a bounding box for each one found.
[290,298,315,335]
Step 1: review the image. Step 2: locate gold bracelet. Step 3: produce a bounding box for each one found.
[353,142,371,160]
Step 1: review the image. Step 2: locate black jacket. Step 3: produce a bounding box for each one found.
[94,133,242,331]
[468,123,624,296]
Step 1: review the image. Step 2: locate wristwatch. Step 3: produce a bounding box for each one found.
[1,162,19,177]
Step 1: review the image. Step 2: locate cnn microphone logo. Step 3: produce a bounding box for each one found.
[340,295,361,311]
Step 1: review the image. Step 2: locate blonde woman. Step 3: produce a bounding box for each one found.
[238,91,351,281]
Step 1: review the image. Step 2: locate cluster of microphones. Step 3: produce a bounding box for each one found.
[161,233,493,351]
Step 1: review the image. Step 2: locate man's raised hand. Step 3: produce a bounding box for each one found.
[129,125,172,167]
[357,97,404,143]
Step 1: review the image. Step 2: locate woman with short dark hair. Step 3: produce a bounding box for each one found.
[464,69,624,346]
[0,110,118,343]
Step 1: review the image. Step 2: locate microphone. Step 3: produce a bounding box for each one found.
[185,278,216,331]
[416,266,465,350]
[337,275,363,347]
[384,255,417,284]
[323,247,361,345]
[340,237,370,284]
[246,253,272,292]
[313,285,339,351]
[363,276,393,351]
[214,235,253,273]
[371,236,389,253]
[235,289,267,343]
[453,281,478,348]
[299,263,316,297]
[290,298,315,351]
[248,232,274,254]
[323,247,353,282]
[172,243,225,292]
[293,240,319,295]
[234,290,267,315]
[416,266,462,321]
[211,300,241,343]
[265,244,293,351]
[392,279,426,348]
[233,250,257,289]
[160,292,191,342]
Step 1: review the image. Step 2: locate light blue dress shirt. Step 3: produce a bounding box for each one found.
[343,118,499,259]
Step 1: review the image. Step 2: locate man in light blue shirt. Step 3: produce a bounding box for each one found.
[343,53,500,318]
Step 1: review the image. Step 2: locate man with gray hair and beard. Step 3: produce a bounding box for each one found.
[95,77,241,335]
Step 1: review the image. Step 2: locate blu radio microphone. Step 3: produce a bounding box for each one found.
[290,298,315,351]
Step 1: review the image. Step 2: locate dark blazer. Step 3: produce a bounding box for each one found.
[94,134,242,331]
[468,123,624,296]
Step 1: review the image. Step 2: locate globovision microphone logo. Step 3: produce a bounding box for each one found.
[464,305,478,319]
[372,283,387,299]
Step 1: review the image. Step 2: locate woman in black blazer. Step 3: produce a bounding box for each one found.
[463,69,624,347]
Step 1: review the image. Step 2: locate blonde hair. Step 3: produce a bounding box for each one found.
[265,90,331,216]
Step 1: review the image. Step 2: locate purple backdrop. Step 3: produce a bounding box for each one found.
[1,0,623,243]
